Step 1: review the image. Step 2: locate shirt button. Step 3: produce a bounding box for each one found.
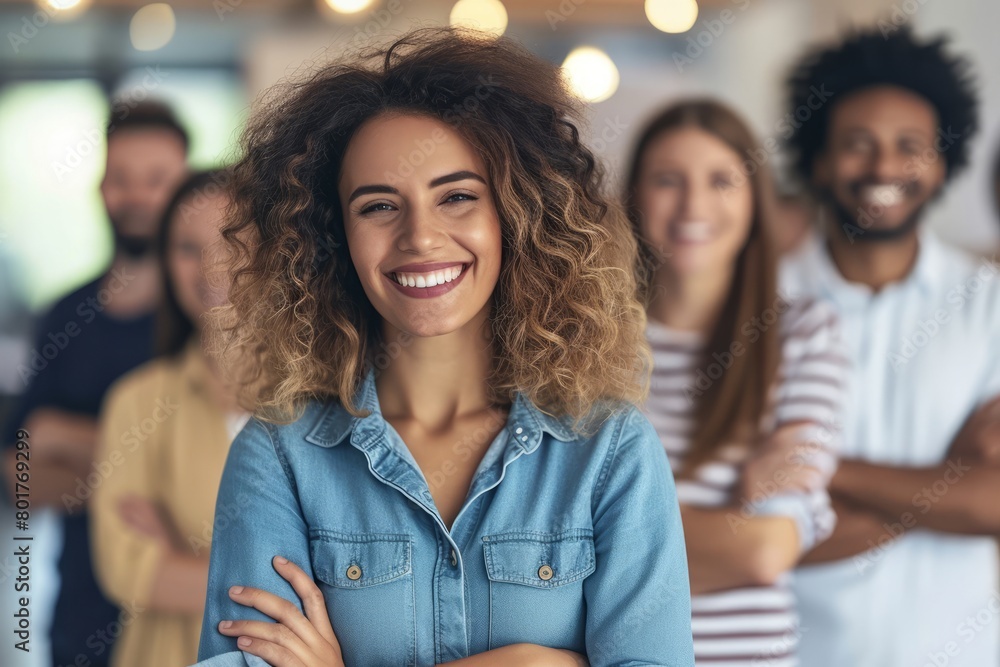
[515,427,523,434]
[346,564,362,580]
[538,564,553,581]
[521,436,528,441]
[450,549,458,567]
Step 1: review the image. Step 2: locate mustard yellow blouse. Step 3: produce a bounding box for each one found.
[90,341,242,667]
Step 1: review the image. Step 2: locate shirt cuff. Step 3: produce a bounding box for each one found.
[189,650,272,667]
[129,537,169,609]
[752,491,836,554]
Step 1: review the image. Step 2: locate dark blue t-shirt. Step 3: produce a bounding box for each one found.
[4,275,155,667]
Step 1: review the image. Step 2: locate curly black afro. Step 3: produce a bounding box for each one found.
[785,25,978,186]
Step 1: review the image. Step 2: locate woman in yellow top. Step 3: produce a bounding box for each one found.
[90,170,247,667]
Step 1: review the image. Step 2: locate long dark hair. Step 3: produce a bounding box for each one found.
[155,169,231,357]
[625,99,781,471]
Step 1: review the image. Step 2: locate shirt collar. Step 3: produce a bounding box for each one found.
[808,224,942,308]
[305,365,579,450]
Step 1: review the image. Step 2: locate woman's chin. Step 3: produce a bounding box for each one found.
[388,315,467,340]
[666,251,722,278]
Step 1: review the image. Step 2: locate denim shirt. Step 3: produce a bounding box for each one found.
[193,366,694,667]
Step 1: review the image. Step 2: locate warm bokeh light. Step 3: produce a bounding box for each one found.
[449,0,509,37]
[43,0,82,9]
[129,3,176,51]
[561,46,620,103]
[645,0,699,34]
[36,0,91,20]
[324,0,376,13]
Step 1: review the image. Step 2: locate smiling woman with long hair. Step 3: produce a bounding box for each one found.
[625,100,848,667]
[192,28,694,667]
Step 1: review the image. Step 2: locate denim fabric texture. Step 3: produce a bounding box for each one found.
[193,365,694,667]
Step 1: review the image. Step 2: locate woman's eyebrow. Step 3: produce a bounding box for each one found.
[429,170,486,188]
[347,184,400,204]
[347,171,485,203]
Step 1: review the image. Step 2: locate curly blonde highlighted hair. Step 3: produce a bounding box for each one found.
[213,27,651,431]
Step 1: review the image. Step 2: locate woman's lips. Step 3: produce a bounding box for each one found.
[384,262,470,299]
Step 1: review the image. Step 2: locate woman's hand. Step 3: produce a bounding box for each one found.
[218,556,344,667]
[740,424,828,498]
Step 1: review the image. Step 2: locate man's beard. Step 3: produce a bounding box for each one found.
[819,179,937,244]
[109,209,157,259]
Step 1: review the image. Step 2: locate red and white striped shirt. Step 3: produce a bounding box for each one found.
[642,297,848,667]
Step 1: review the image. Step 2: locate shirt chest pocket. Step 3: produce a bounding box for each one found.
[482,529,596,650]
[310,531,416,667]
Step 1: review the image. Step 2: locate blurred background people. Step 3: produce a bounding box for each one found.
[91,170,245,667]
[780,27,1000,667]
[627,99,847,667]
[0,100,188,667]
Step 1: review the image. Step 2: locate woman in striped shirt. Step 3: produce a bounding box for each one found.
[625,99,849,667]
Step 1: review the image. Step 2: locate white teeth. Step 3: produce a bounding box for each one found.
[861,185,903,207]
[672,221,713,243]
[392,265,464,288]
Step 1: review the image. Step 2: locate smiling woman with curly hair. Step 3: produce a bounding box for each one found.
[194,27,694,667]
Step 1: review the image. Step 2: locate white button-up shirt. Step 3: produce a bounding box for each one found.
[780,227,1000,667]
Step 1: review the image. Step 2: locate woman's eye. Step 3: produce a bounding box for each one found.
[844,137,871,153]
[359,201,395,215]
[712,175,735,190]
[176,242,200,256]
[443,192,477,204]
[654,176,680,188]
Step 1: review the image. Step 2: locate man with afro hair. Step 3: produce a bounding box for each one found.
[779,25,1000,667]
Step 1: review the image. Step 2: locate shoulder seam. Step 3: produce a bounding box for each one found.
[591,407,632,515]
[257,419,299,496]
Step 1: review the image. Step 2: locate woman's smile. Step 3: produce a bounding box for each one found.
[383,261,472,298]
